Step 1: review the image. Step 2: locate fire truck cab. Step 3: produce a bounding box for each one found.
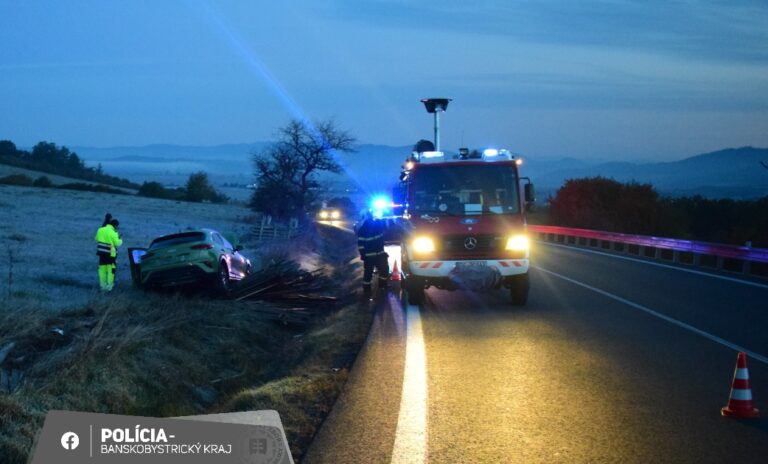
[395,148,534,305]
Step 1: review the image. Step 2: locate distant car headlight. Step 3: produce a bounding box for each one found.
[330,210,341,219]
[319,211,329,219]
[505,234,530,251]
[412,236,435,253]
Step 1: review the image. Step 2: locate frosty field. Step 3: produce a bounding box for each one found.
[0,184,254,310]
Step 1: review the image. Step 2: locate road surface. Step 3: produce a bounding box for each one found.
[304,241,768,463]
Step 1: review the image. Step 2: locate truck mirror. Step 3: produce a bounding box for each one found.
[524,183,535,203]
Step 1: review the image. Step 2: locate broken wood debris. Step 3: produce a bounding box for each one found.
[231,260,337,308]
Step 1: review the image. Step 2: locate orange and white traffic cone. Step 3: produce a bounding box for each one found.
[721,352,759,418]
[390,260,401,281]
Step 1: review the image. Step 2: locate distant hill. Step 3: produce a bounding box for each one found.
[72,143,768,200]
[527,147,768,199]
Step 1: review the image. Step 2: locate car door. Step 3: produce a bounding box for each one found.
[225,237,248,278]
[216,233,245,279]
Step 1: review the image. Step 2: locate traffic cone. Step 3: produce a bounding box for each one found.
[721,352,759,418]
[390,260,401,281]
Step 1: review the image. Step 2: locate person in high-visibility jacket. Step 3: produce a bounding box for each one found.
[356,211,389,294]
[95,213,122,291]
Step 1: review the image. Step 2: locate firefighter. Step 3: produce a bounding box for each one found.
[95,213,122,291]
[357,210,390,295]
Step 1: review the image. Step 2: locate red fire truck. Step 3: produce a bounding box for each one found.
[394,147,535,305]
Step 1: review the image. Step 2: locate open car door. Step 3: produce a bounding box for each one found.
[128,247,147,288]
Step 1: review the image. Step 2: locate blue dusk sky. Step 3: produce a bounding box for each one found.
[1,0,767,160]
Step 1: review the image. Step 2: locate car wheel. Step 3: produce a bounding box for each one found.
[509,273,529,306]
[216,261,232,296]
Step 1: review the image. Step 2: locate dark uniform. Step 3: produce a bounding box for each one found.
[357,214,390,293]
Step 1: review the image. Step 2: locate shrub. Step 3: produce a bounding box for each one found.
[0,174,33,186]
[32,176,53,188]
[184,172,228,203]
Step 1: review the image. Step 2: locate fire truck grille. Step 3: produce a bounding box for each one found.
[437,234,525,260]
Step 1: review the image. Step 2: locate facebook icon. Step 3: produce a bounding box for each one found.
[60,432,79,451]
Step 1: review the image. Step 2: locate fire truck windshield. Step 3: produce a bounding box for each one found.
[411,164,520,216]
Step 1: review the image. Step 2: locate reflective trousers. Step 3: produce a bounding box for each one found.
[362,253,389,290]
[98,264,116,291]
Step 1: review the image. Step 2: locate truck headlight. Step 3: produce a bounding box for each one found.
[505,234,530,251]
[319,211,329,219]
[330,210,341,219]
[412,236,435,253]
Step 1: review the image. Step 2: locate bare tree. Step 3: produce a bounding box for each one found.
[251,119,356,219]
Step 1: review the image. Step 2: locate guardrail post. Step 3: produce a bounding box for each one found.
[743,260,752,275]
[692,253,700,266]
[672,250,680,263]
[716,256,724,270]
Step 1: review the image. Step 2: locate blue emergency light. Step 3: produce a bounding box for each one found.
[370,195,391,218]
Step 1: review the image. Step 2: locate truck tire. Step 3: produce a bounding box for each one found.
[406,277,425,306]
[509,273,529,306]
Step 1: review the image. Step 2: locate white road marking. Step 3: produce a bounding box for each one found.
[391,303,428,464]
[534,265,768,365]
[538,241,768,290]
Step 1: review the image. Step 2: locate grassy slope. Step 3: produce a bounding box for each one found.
[0,184,252,310]
[0,185,371,462]
[0,164,138,192]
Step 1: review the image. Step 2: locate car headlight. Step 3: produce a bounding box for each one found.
[319,211,329,219]
[412,236,435,253]
[505,234,530,251]
[330,210,341,219]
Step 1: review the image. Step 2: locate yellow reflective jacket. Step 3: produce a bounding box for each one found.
[95,224,122,257]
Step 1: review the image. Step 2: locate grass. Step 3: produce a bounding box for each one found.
[0,185,372,463]
[0,184,252,311]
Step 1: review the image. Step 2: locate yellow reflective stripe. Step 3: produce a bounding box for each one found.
[358,233,384,241]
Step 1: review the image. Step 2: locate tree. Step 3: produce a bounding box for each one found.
[250,119,355,219]
[549,177,663,234]
[184,171,228,203]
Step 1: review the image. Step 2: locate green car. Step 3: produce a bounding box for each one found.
[130,229,251,294]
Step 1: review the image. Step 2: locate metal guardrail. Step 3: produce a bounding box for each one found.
[528,224,768,277]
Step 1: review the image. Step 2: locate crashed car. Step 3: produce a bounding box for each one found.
[130,229,250,294]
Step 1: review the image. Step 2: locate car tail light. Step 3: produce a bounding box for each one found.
[191,244,214,250]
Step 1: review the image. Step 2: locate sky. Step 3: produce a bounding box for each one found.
[1,0,767,161]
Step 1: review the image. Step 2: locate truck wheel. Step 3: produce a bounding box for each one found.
[406,277,425,306]
[509,273,529,306]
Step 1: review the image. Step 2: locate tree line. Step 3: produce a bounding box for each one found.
[549,177,768,247]
[0,140,139,189]
[0,138,228,204]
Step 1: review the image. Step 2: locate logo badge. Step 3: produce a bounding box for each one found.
[61,431,79,450]
[464,237,478,250]
[460,218,478,225]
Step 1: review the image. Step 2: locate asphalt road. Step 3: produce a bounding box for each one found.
[304,242,768,463]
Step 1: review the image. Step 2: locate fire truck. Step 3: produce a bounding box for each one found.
[393,146,535,306]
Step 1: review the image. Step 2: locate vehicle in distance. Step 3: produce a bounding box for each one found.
[136,229,250,294]
[317,208,342,221]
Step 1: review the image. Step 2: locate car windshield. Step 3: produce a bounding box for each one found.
[411,164,520,215]
[149,232,207,249]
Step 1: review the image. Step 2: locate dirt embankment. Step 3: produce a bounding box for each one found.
[0,223,370,463]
